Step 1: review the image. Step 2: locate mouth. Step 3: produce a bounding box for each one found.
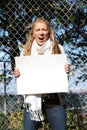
[38,37,44,40]
[38,37,45,43]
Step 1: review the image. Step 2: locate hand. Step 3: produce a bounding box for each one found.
[14,67,20,77]
[64,64,70,74]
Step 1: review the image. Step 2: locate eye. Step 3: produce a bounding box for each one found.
[43,28,48,31]
[35,29,40,31]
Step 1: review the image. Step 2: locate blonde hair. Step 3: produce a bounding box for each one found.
[24,18,61,55]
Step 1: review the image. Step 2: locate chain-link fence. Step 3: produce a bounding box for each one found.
[0,0,87,129]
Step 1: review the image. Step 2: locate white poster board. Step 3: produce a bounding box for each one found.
[15,54,68,94]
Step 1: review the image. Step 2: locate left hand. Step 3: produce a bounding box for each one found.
[64,64,70,74]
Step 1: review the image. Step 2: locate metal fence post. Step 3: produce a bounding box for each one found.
[3,62,7,115]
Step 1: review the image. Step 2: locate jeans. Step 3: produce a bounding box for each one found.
[23,106,66,130]
[46,106,66,130]
[23,109,40,130]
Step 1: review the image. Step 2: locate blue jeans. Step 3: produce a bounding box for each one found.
[23,109,40,130]
[23,106,66,130]
[46,106,66,130]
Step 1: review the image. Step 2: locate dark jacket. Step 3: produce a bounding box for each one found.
[42,93,66,107]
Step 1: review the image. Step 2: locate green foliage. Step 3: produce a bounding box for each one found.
[18,45,23,50]
[56,19,61,25]
[0,109,87,130]
[67,110,87,130]
[8,108,23,130]
[67,110,79,130]
[0,109,23,130]
[0,113,9,130]
[0,74,5,79]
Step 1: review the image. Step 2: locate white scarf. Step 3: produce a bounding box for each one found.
[31,39,53,55]
[25,39,53,121]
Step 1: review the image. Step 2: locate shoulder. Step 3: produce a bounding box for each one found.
[58,44,65,54]
[20,49,25,56]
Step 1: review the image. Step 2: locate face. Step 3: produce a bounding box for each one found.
[33,22,50,46]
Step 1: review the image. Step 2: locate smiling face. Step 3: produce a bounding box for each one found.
[33,21,50,46]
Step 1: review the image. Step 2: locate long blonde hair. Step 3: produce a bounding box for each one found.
[24,18,61,55]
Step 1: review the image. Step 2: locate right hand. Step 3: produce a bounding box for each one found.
[14,67,20,77]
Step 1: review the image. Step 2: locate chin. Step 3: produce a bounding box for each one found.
[38,42,45,46]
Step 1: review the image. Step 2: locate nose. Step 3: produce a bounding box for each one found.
[39,30,44,35]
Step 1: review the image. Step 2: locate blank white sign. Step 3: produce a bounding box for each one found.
[15,54,68,94]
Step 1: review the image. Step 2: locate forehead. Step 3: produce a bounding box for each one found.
[34,21,48,29]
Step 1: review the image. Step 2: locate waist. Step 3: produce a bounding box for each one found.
[45,104,65,108]
[42,93,65,107]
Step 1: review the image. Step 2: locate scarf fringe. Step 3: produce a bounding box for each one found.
[29,109,44,121]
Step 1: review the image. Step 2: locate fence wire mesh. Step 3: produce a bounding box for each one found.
[0,0,87,129]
